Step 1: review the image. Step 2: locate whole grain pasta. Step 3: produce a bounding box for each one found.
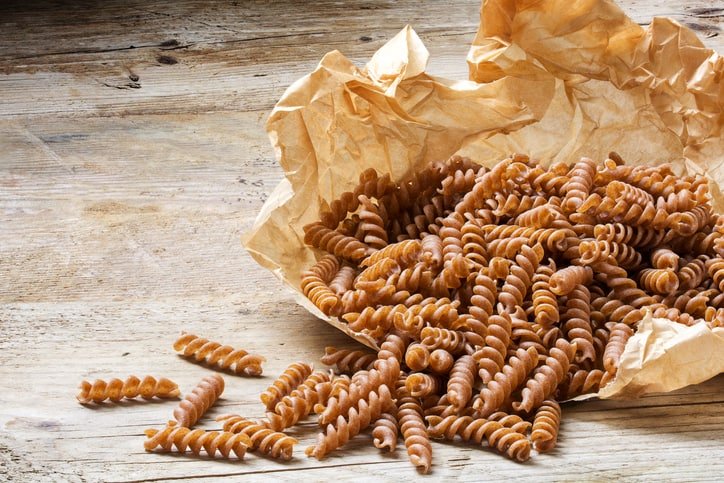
[77,376,179,404]
[173,373,224,428]
[174,332,265,376]
[216,414,298,460]
[144,420,250,459]
[294,154,724,469]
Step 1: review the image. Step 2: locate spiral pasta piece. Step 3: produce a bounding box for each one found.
[77,376,180,404]
[372,412,398,452]
[321,346,376,374]
[306,384,394,459]
[260,361,313,410]
[144,421,250,459]
[560,367,610,398]
[474,347,538,417]
[343,304,407,337]
[514,339,576,413]
[446,355,476,409]
[531,400,561,453]
[486,411,532,434]
[530,264,558,325]
[406,372,444,398]
[468,271,497,327]
[678,256,708,290]
[561,284,596,363]
[562,157,597,212]
[460,222,488,268]
[217,414,298,460]
[651,248,679,270]
[420,326,468,355]
[706,257,724,291]
[428,349,455,374]
[603,323,634,375]
[394,375,433,473]
[301,255,343,316]
[404,343,431,372]
[173,332,265,376]
[266,371,332,431]
[549,266,593,296]
[357,195,389,250]
[304,222,373,262]
[473,312,513,383]
[360,239,422,268]
[498,244,544,311]
[426,415,531,462]
[173,374,225,428]
[318,334,404,426]
[329,265,357,295]
[638,268,679,295]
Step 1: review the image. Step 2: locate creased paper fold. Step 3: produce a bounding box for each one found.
[244,0,724,399]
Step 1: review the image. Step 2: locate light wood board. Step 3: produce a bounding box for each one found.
[1,1,722,481]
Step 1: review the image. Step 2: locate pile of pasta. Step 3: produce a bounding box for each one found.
[299,153,724,471]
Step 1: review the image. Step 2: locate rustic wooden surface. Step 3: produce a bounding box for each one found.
[1,1,722,481]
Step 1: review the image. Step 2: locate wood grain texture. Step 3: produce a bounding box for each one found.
[0,0,722,481]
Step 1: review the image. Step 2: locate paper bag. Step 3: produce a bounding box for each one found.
[244,0,724,398]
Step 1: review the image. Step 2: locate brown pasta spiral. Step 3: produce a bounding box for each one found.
[217,414,298,460]
[343,304,407,338]
[549,266,593,296]
[420,326,468,355]
[561,284,596,363]
[306,384,394,460]
[473,312,513,383]
[406,372,444,398]
[514,339,576,413]
[426,415,531,462]
[638,268,679,295]
[562,157,597,212]
[405,343,431,372]
[357,194,389,249]
[706,257,724,291]
[560,367,610,398]
[260,361,313,410]
[360,239,422,268]
[428,349,455,374]
[329,265,357,295]
[678,256,708,290]
[173,332,265,376]
[266,371,332,431]
[486,411,532,434]
[77,376,179,404]
[173,373,225,428]
[321,346,376,374]
[651,248,679,270]
[498,244,544,311]
[144,420,250,459]
[446,355,476,409]
[397,375,433,473]
[304,222,372,263]
[531,261,559,328]
[603,323,635,375]
[474,347,538,417]
[372,412,399,452]
[531,400,561,453]
[301,254,343,316]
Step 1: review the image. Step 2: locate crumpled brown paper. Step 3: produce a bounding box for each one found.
[244,0,723,399]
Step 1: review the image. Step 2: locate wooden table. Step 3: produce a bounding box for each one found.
[1,1,722,481]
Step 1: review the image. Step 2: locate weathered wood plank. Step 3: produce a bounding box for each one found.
[0,0,722,482]
[0,1,720,118]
